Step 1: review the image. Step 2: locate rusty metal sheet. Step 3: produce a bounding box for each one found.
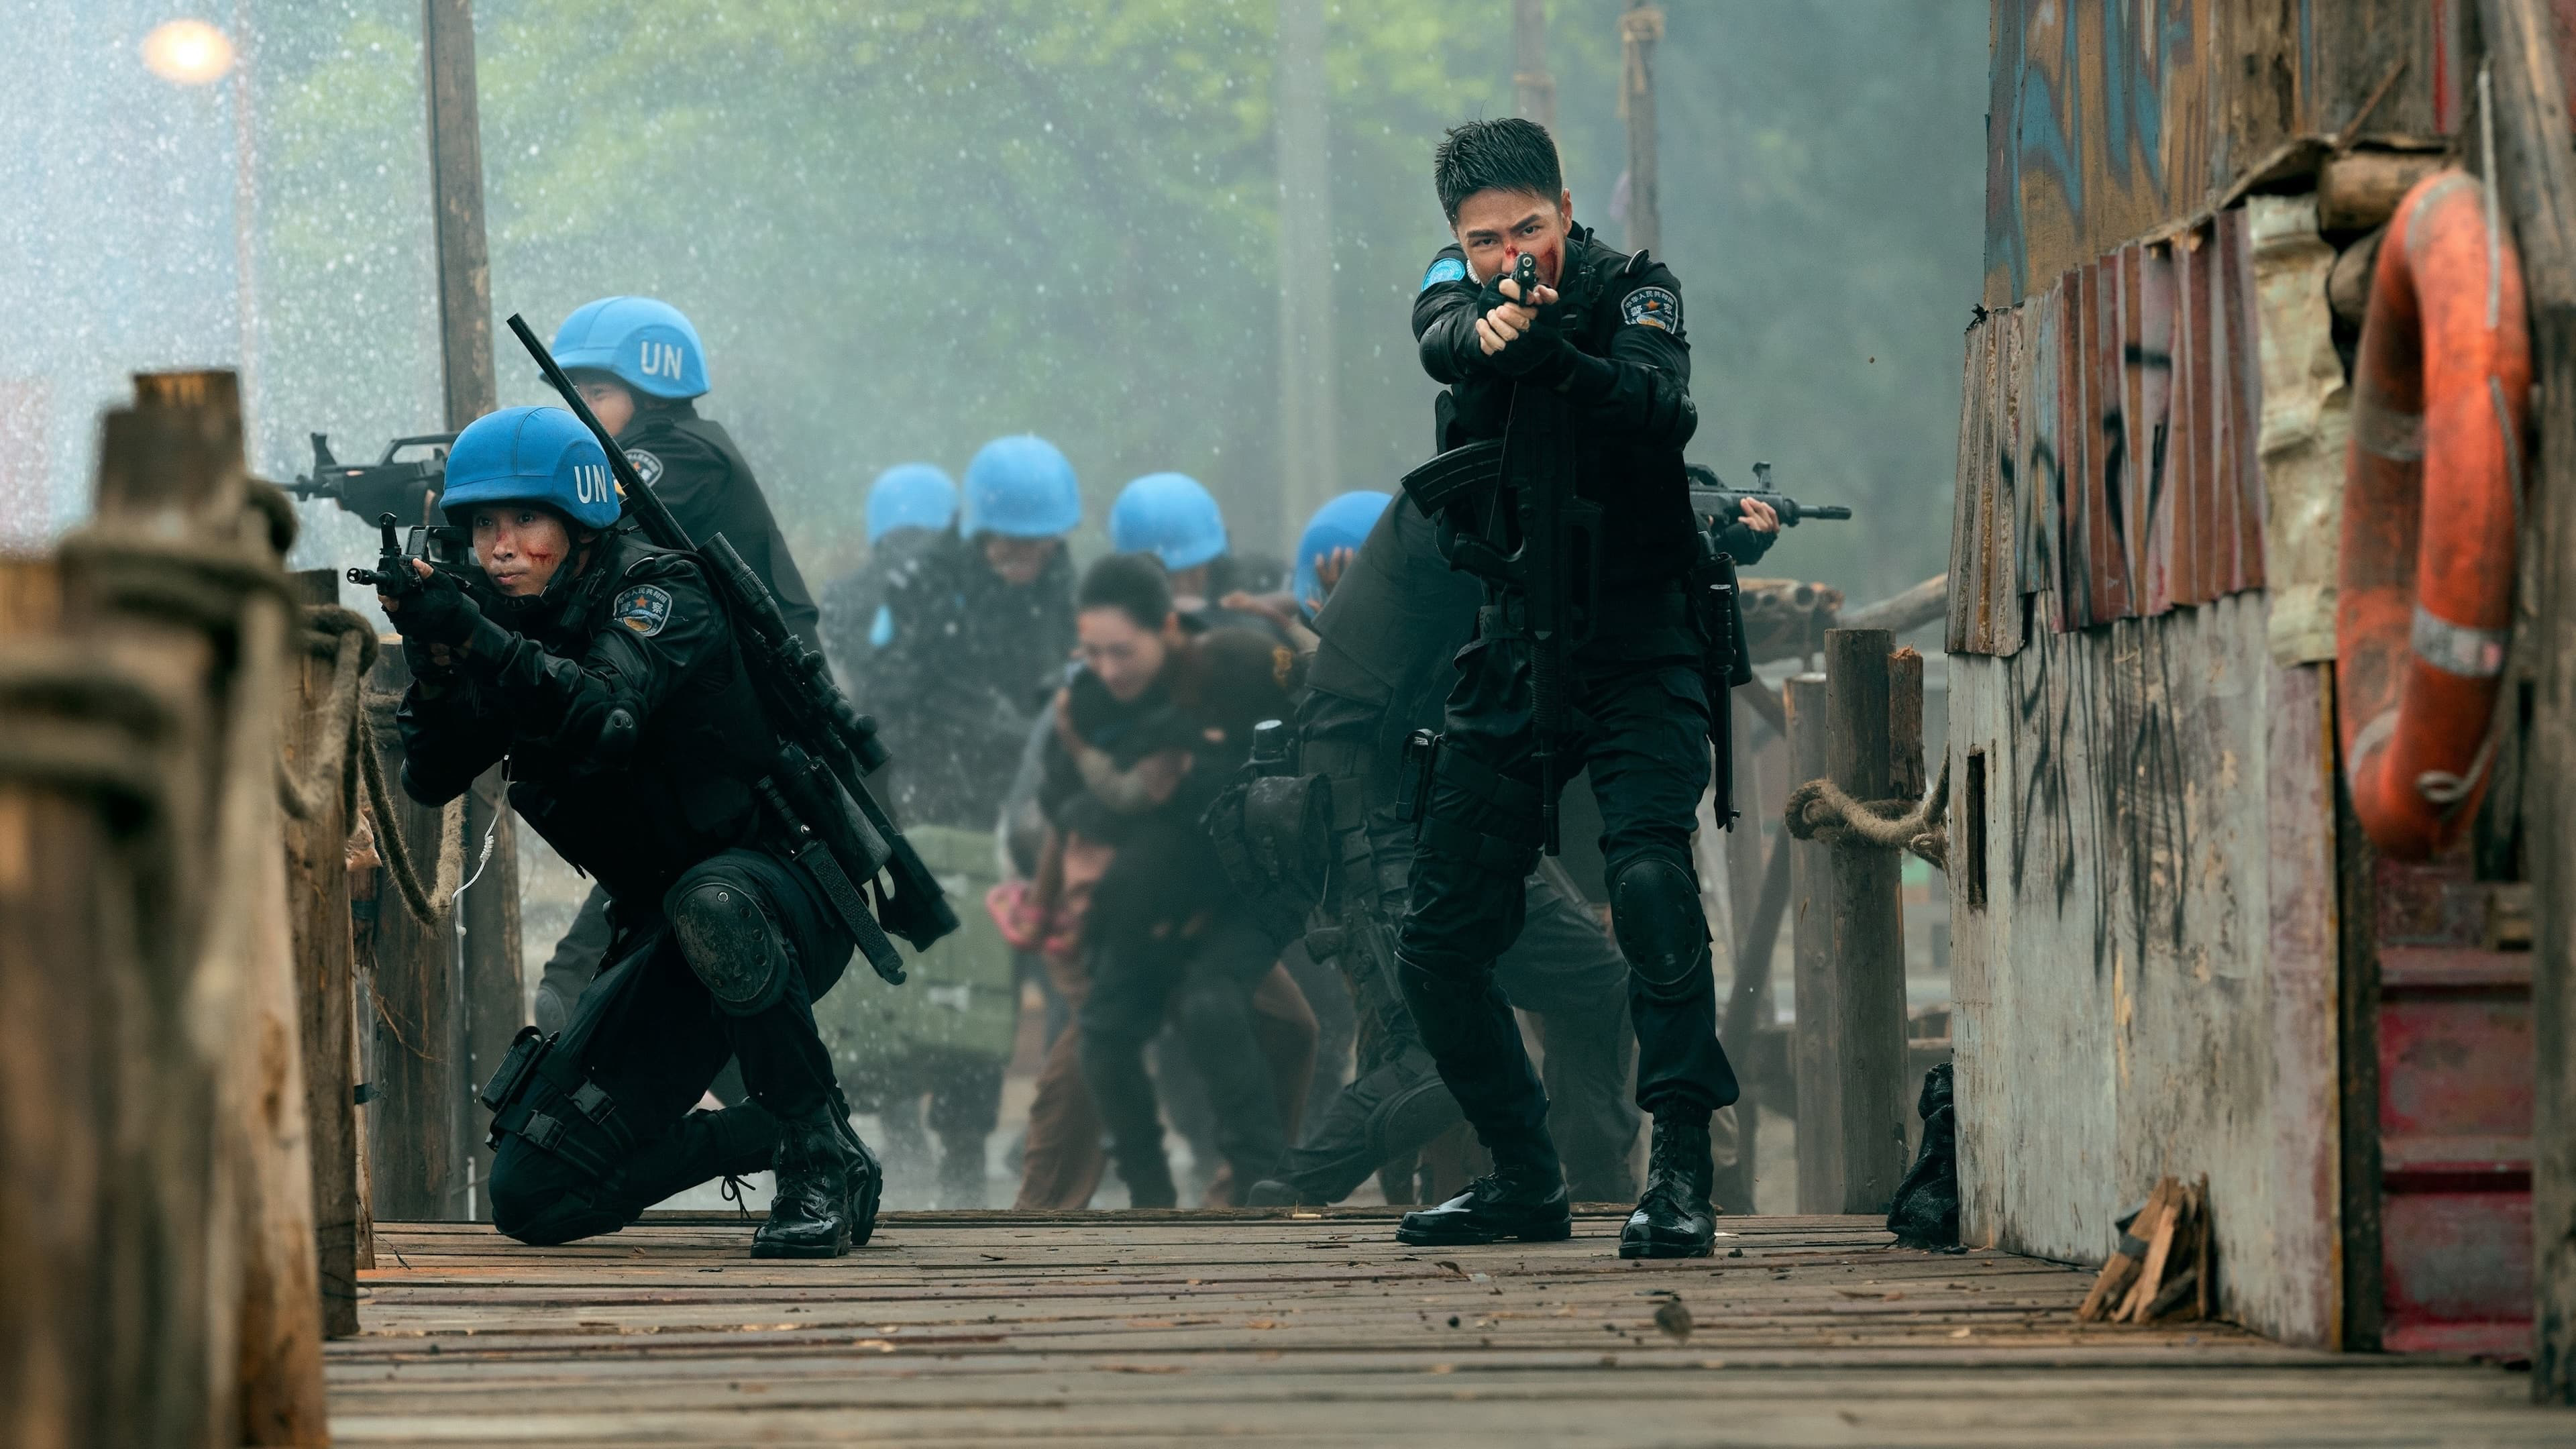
[1947,317,1992,656]
[2175,225,2214,607]
[2088,253,2132,623]
[2057,264,2092,631]
[2016,286,2062,627]
[2133,241,2179,617]
[2221,207,2270,592]
[1984,0,2457,309]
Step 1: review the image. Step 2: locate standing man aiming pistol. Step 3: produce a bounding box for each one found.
[1391,117,1741,1258]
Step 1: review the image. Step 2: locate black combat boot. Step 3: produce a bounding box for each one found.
[1393,1142,1572,1246]
[1619,1109,1717,1259]
[753,1101,865,1258]
[1114,1144,1179,1210]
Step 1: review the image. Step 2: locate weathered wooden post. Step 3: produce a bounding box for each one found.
[1784,672,1830,1211]
[129,370,329,1446]
[1619,1,1662,255]
[425,0,524,1213]
[1792,631,1912,1214]
[2478,0,2576,1403]
[364,644,472,1221]
[0,373,328,1446]
[282,568,369,1336]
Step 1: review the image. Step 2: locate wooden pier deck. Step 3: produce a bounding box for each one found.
[327,1210,2557,1446]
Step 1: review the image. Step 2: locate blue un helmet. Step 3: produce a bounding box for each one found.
[961,435,1081,539]
[1293,490,1393,619]
[866,463,958,544]
[550,296,709,400]
[1110,473,1227,571]
[439,406,623,531]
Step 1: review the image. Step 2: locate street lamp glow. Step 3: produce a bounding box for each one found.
[141,19,236,85]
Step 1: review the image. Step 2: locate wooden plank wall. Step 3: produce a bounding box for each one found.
[1983,0,2462,309]
[1947,596,2341,1346]
[1950,209,2267,651]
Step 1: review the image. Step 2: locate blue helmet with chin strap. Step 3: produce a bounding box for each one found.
[1110,472,1227,571]
[962,435,1081,539]
[439,406,623,531]
[866,463,957,543]
[551,295,709,400]
[1293,490,1392,619]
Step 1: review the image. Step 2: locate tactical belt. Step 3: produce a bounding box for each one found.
[478,934,659,1183]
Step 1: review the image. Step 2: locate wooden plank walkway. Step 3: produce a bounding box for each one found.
[329,1210,2558,1446]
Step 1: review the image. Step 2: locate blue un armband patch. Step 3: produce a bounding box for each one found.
[1420,256,1468,292]
[612,584,674,638]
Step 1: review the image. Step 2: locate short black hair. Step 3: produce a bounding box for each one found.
[1077,552,1173,630]
[1434,117,1563,224]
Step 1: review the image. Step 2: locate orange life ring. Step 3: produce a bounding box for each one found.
[2337,168,2531,861]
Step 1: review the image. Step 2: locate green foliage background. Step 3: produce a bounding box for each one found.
[254,0,1984,598]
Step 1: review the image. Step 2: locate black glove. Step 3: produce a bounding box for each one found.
[389,568,482,647]
[1488,319,1574,382]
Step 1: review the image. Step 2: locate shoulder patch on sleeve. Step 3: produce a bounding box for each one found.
[1620,285,1682,335]
[623,447,664,487]
[612,584,675,638]
[1419,255,1468,292]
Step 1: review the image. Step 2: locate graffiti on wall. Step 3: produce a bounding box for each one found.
[1950,207,2267,651]
[1985,0,2457,309]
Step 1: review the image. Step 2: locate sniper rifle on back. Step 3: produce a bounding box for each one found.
[504,313,959,985]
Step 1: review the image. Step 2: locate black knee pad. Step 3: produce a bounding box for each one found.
[668,868,792,1017]
[1609,853,1709,1002]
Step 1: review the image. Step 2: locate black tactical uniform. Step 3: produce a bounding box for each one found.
[1393,223,1741,1256]
[397,528,874,1255]
[618,402,821,652]
[1244,493,1642,1206]
[867,530,1078,830]
[532,403,827,1044]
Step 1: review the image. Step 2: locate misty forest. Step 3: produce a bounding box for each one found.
[5,0,1984,600]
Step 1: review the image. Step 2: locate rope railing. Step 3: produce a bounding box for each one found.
[1782,755,1951,871]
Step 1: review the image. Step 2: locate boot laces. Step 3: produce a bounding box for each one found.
[1642,1122,1706,1210]
[718,1172,753,1218]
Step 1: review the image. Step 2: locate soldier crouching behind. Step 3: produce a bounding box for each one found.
[380,405,879,1257]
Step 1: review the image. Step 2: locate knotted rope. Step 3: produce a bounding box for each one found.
[276,605,378,824]
[358,686,464,925]
[1783,756,1951,871]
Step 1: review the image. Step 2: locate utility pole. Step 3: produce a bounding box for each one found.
[1513,0,1556,132]
[1620,1,1664,255]
[422,0,521,1219]
[1274,0,1338,539]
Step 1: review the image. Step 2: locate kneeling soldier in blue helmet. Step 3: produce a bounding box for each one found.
[382,405,880,1257]
[529,297,830,1045]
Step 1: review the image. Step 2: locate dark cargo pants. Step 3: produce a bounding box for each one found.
[489,851,851,1245]
[1395,590,1738,1164]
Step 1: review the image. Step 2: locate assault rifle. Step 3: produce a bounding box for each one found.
[346,513,478,602]
[1686,461,1854,527]
[504,313,958,985]
[286,433,455,522]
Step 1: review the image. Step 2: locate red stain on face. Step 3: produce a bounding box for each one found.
[474,506,577,597]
